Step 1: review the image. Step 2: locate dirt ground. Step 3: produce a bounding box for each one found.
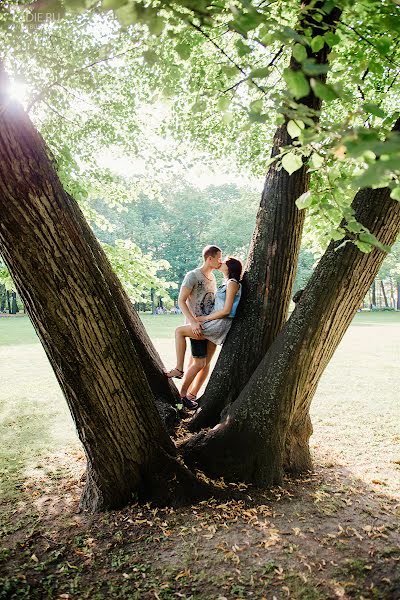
[1,440,399,600]
[1,316,399,599]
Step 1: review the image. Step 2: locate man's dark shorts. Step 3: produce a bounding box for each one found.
[190,338,208,359]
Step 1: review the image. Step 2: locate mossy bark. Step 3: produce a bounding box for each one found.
[183,168,400,482]
[189,1,342,432]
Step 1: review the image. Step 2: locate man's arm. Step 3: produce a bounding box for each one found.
[178,286,202,337]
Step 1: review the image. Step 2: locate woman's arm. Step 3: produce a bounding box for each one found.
[198,281,239,322]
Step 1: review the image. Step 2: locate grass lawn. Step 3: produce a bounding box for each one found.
[1,312,399,599]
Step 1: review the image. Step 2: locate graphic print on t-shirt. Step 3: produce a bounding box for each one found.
[200,291,215,316]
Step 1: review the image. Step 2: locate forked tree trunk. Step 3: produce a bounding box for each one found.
[0,63,205,511]
[189,1,342,432]
[182,169,400,483]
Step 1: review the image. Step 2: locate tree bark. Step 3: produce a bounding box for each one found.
[189,1,342,432]
[397,280,400,310]
[0,283,5,311]
[380,280,389,307]
[371,279,377,308]
[11,290,18,313]
[183,165,400,483]
[0,62,196,510]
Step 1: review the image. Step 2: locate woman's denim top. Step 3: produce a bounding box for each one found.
[214,279,242,318]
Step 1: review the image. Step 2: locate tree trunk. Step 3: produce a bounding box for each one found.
[397,280,400,310]
[0,283,5,311]
[371,279,377,308]
[189,1,342,432]
[0,62,199,510]
[380,280,389,307]
[182,166,400,483]
[6,289,11,313]
[11,290,18,313]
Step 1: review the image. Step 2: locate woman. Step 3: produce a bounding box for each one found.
[165,257,242,383]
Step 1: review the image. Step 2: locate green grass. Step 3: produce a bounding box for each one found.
[1,310,398,347]
[0,313,184,346]
[0,316,40,346]
[1,310,399,500]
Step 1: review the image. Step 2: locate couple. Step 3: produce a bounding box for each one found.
[165,245,242,410]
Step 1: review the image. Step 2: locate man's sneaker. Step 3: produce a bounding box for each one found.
[181,396,198,410]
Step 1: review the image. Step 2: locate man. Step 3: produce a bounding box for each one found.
[177,245,222,409]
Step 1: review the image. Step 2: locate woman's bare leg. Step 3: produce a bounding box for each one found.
[174,325,191,372]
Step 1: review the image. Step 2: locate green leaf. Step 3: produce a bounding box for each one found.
[248,112,268,123]
[175,43,191,60]
[235,39,252,56]
[390,187,400,201]
[302,60,329,75]
[287,119,302,138]
[292,43,307,62]
[310,79,338,101]
[311,35,325,52]
[221,65,239,79]
[283,68,310,99]
[115,4,137,26]
[101,0,127,9]
[355,240,373,253]
[346,220,363,234]
[249,66,270,79]
[217,96,231,111]
[359,232,377,245]
[250,98,263,113]
[295,191,313,209]
[192,100,207,113]
[282,152,303,175]
[324,31,340,47]
[363,103,386,118]
[375,37,391,55]
[148,16,164,36]
[310,152,324,169]
[222,111,234,125]
[143,50,157,65]
[330,229,345,241]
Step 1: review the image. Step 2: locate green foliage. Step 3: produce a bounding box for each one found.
[92,182,259,299]
[1,0,399,256]
[282,151,303,175]
[102,239,176,303]
[283,68,310,99]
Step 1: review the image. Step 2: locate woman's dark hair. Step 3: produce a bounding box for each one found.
[226,257,242,282]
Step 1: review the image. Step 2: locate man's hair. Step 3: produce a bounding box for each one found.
[203,245,221,260]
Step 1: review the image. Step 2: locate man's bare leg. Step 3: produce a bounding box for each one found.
[180,357,206,399]
[188,341,217,398]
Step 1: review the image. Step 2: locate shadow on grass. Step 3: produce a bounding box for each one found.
[1,451,399,600]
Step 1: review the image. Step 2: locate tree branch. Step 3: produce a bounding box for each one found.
[188,20,267,95]
[27,47,138,113]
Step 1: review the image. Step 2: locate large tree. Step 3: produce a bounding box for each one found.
[1,0,399,509]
